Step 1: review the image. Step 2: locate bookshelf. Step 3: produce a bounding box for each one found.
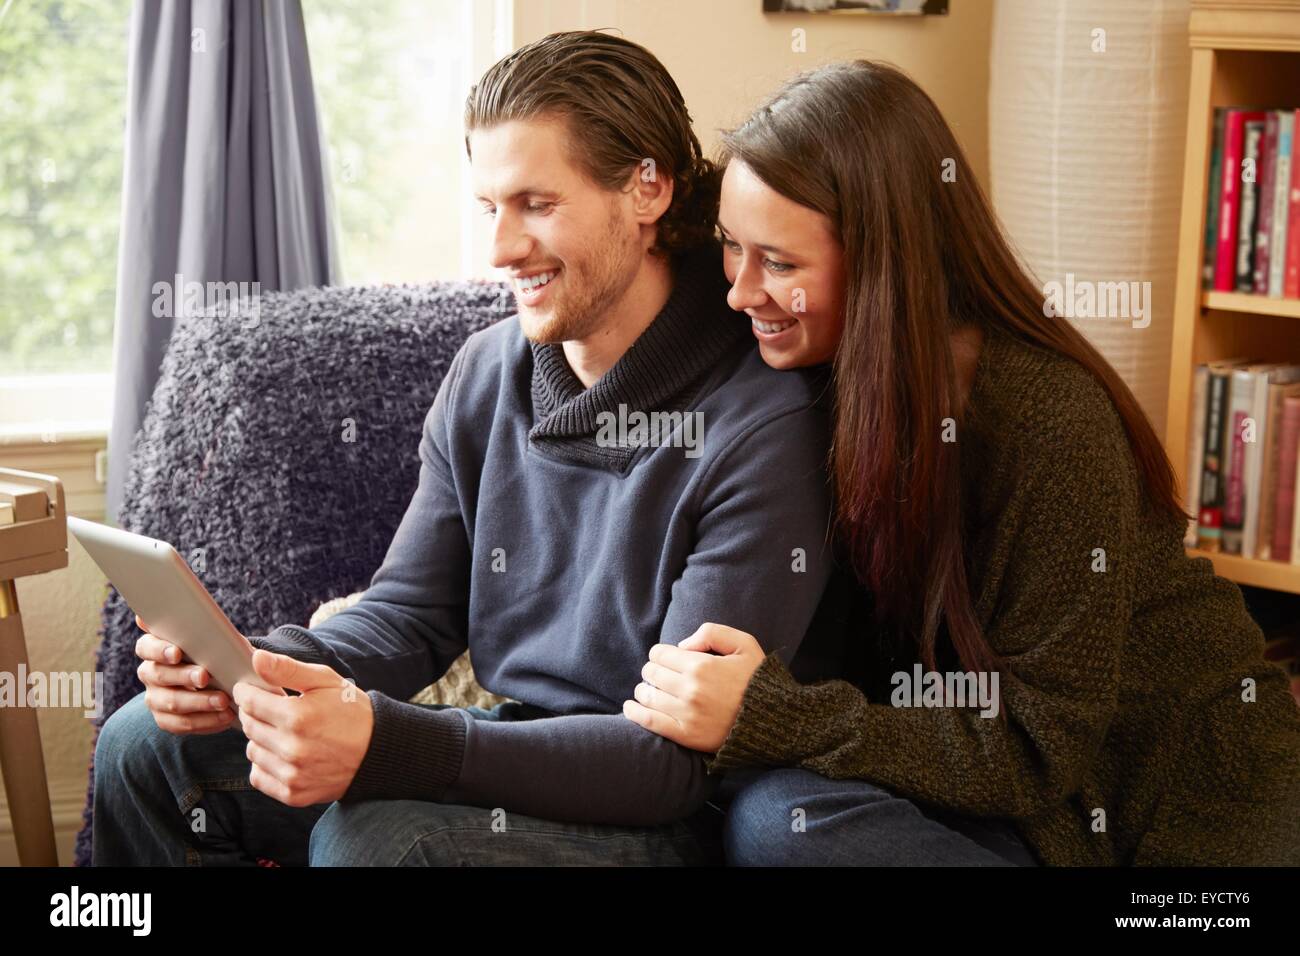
[1166,0,1300,595]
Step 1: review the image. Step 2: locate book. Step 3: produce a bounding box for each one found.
[1199,366,1234,550]
[1204,109,1226,285]
[1184,365,1210,548]
[1253,111,1278,294]
[1273,395,1300,563]
[1241,364,1294,558]
[1236,118,1266,291]
[1268,111,1294,297]
[1222,369,1256,554]
[1291,441,1300,566]
[1286,109,1300,298]
[1258,378,1300,560]
[1216,109,1265,291]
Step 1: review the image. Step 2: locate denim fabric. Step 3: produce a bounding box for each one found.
[92,691,724,866]
[93,690,1034,867]
[714,767,1040,866]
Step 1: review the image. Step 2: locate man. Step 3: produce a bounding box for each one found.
[93,30,838,866]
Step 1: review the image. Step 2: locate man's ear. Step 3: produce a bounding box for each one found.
[625,158,674,226]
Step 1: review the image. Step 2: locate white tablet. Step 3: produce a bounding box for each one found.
[69,517,286,709]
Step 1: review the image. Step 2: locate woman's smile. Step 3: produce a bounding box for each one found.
[749,314,799,341]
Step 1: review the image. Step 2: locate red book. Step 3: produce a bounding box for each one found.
[1217,109,1266,291]
[1273,396,1300,562]
[1286,108,1300,298]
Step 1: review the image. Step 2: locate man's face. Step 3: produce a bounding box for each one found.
[470,117,644,344]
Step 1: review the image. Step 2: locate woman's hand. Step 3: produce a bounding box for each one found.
[622,623,767,752]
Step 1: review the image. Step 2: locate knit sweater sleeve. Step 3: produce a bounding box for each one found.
[703,402,1141,822]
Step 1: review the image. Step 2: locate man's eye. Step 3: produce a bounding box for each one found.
[480,206,496,218]
[527,202,554,213]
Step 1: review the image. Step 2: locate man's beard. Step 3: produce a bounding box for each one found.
[519,204,642,344]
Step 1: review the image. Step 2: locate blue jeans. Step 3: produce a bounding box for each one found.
[92,691,724,866]
[714,767,1040,866]
[93,691,1035,866]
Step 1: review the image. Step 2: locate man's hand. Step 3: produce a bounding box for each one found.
[233,650,375,807]
[134,613,239,735]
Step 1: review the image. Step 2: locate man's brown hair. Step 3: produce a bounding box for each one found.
[464,30,719,259]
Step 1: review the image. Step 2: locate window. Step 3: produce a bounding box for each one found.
[0,0,505,436]
[0,0,130,380]
[305,0,495,284]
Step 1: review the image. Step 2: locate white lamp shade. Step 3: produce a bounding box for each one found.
[989,0,1192,437]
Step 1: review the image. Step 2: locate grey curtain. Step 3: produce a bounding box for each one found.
[106,0,339,523]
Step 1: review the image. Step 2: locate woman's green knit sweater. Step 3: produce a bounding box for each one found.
[705,325,1300,866]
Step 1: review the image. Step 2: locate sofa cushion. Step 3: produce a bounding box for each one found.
[309,592,507,709]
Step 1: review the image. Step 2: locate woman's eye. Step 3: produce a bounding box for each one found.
[720,236,792,273]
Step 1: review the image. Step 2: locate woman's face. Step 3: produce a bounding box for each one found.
[718,160,846,369]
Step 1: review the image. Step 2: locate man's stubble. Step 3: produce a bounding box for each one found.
[522,198,644,345]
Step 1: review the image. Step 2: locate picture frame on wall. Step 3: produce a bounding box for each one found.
[763,0,950,14]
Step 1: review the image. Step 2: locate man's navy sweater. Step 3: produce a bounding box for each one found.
[249,244,839,826]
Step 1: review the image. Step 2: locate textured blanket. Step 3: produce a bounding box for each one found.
[75,278,511,866]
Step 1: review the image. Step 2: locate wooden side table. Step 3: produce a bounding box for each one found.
[0,467,68,866]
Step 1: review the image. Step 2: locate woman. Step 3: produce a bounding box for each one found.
[621,59,1300,866]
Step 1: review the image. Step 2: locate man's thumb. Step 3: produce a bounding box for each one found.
[251,649,338,693]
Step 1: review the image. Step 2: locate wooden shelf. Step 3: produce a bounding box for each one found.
[1165,1,1300,594]
[1186,549,1300,593]
[1201,291,1300,318]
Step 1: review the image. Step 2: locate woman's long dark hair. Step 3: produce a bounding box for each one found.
[719,60,1187,677]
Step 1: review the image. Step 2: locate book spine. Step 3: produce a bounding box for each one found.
[1257,380,1300,561]
[1184,365,1209,547]
[1292,444,1300,565]
[1242,368,1272,558]
[1287,109,1300,298]
[1253,112,1278,294]
[1236,120,1265,291]
[1198,371,1229,550]
[1273,397,1300,563]
[1222,371,1254,554]
[1204,109,1225,285]
[1269,112,1293,297]
[1216,110,1250,292]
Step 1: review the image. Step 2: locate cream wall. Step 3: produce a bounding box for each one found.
[511,0,994,189]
